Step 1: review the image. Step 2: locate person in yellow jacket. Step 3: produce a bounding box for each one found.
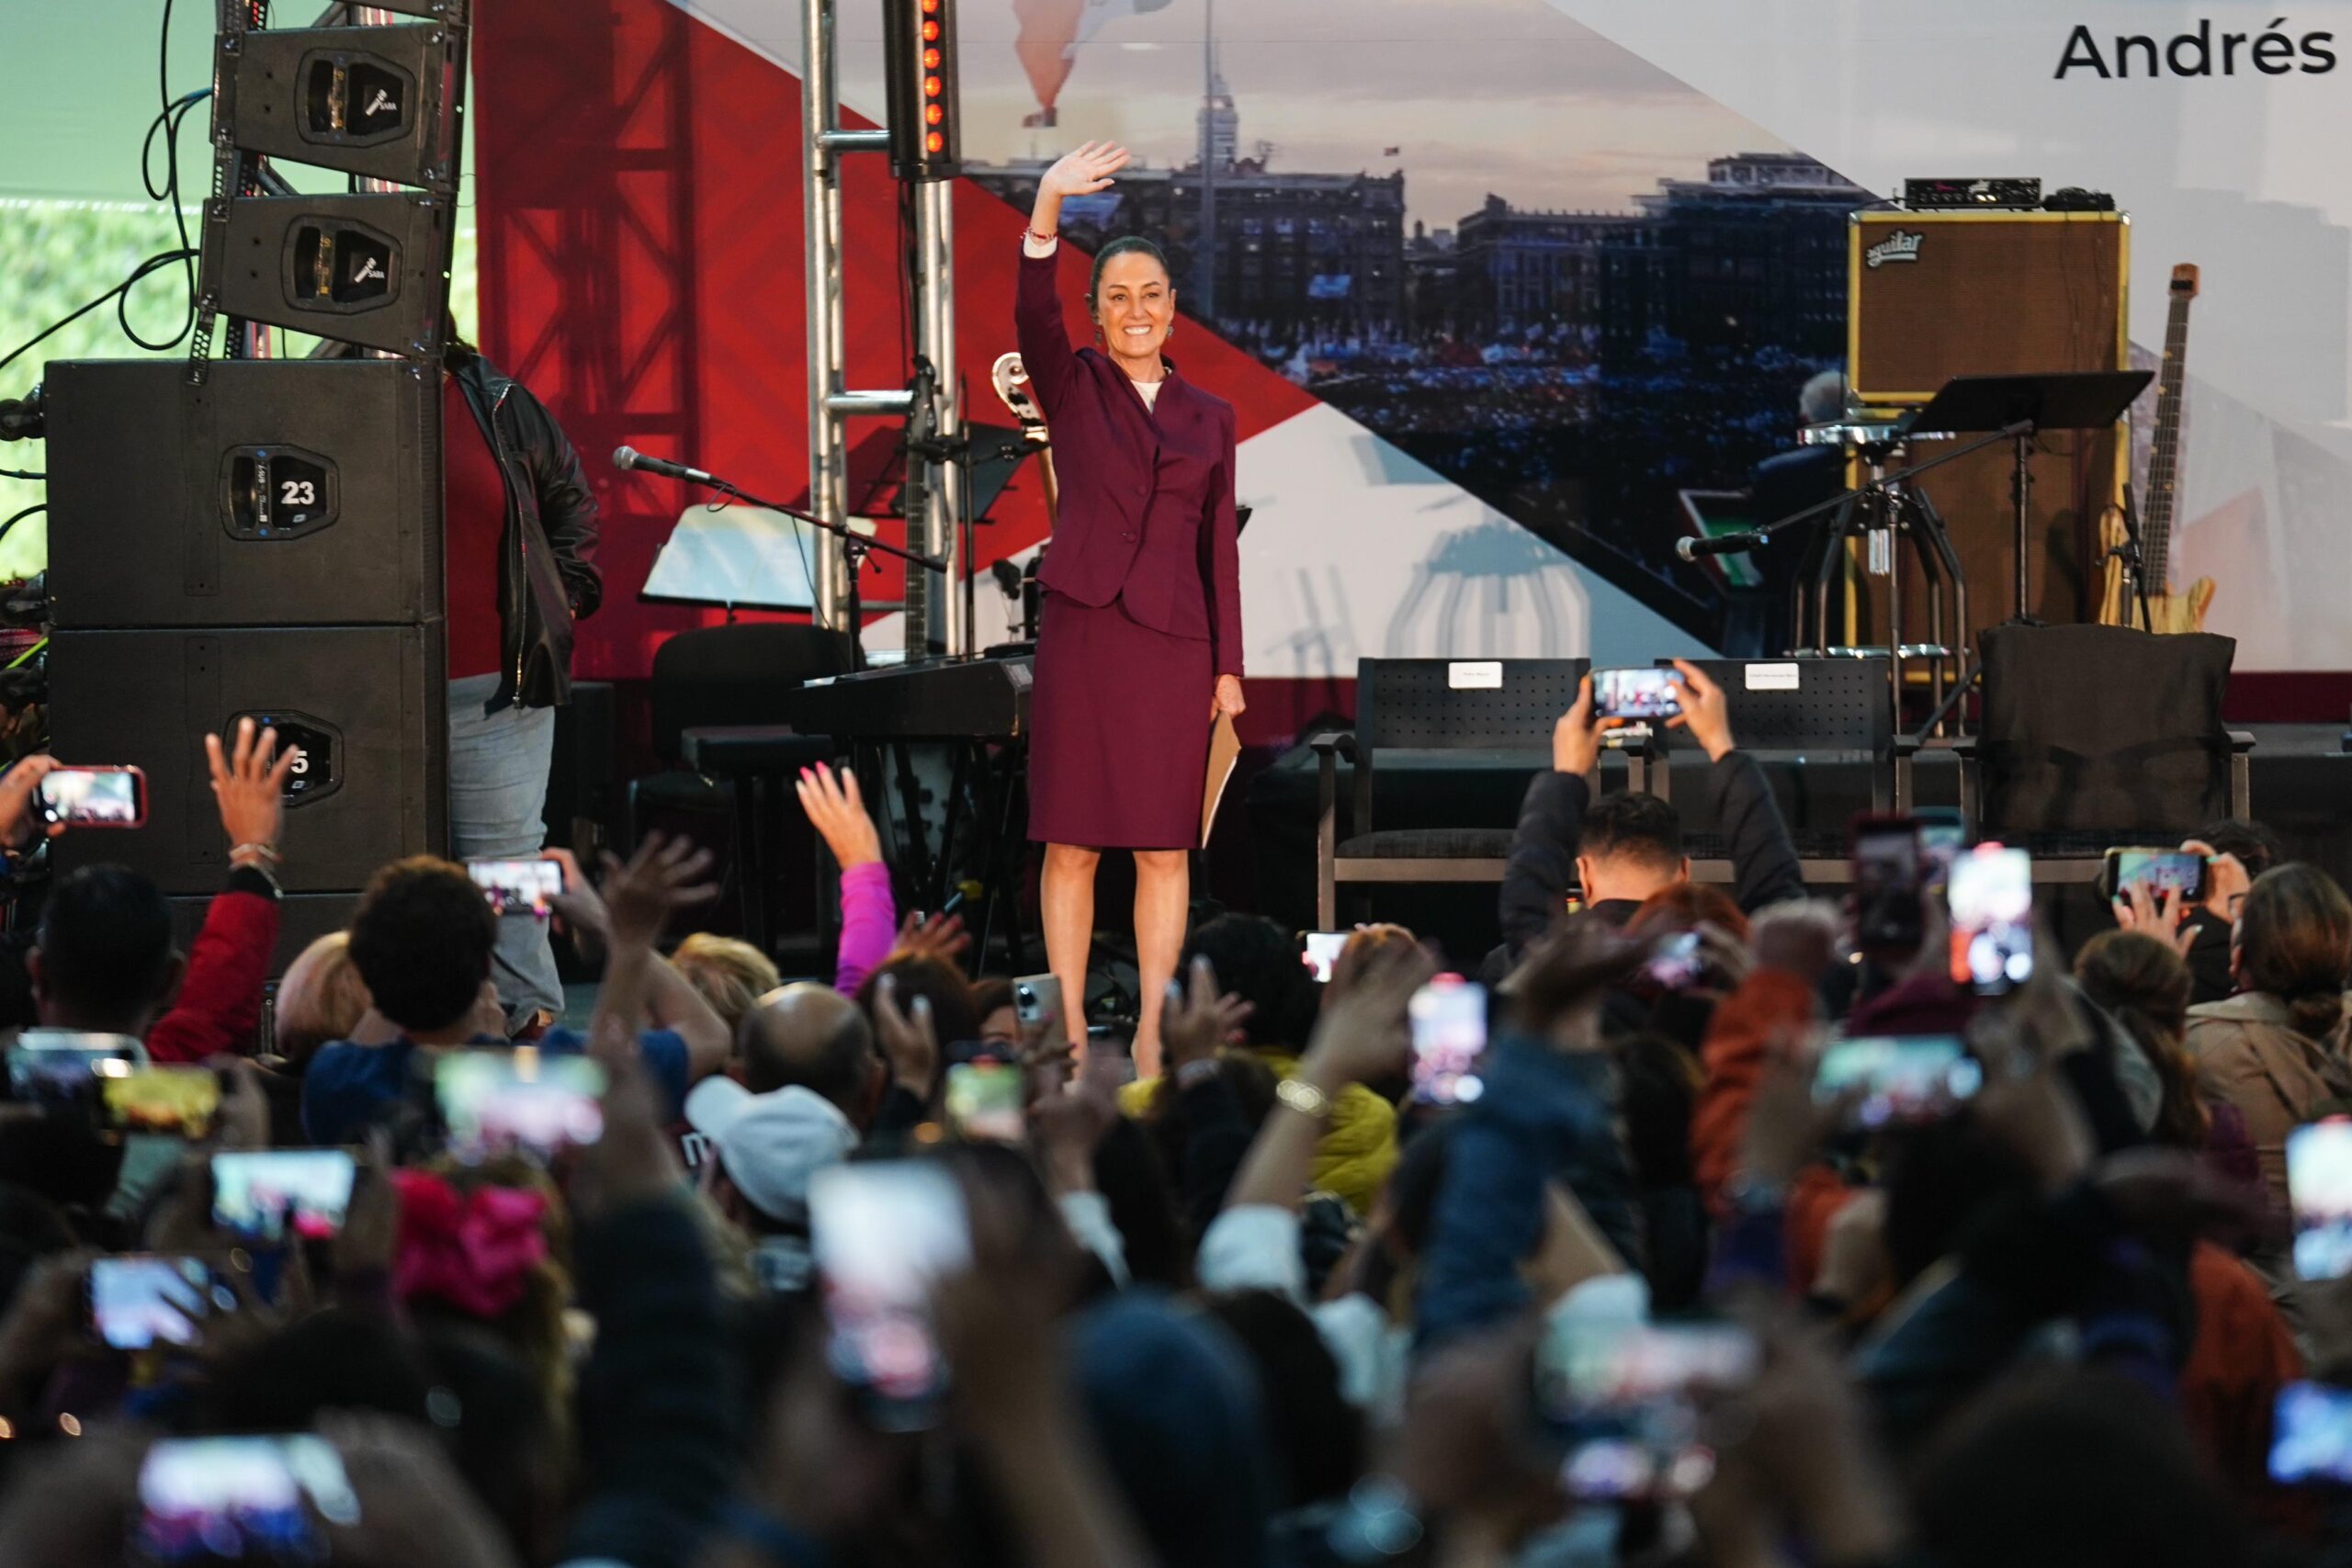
[1117,916,1429,1215]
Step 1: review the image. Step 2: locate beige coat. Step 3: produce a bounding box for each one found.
[2185,991,2352,1215]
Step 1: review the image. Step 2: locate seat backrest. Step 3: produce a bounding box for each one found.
[650,623,854,764]
[1356,658,1589,750]
[1654,656,1891,756]
[1977,624,2235,834]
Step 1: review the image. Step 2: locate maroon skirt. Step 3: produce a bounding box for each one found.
[1026,590,1214,850]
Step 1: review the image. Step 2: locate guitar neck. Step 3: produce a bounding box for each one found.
[2143,289,2194,589]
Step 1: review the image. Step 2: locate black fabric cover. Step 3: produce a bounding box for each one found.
[1977,624,2234,834]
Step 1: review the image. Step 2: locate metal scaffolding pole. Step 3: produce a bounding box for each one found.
[801,0,956,658]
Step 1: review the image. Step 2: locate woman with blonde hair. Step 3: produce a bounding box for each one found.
[670,932,781,1037]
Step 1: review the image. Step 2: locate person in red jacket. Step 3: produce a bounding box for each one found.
[0,718,292,1059]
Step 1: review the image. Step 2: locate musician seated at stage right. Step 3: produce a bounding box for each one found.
[1496,660,1804,966]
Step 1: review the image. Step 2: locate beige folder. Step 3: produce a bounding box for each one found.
[1201,712,1241,850]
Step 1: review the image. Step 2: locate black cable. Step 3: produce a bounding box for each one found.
[0,507,46,551]
[0,249,201,377]
[134,0,204,354]
[0,472,40,483]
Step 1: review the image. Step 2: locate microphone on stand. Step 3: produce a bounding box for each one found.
[1676,529,1770,563]
[613,446,721,486]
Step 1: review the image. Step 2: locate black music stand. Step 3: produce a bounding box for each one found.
[1903,371,2151,625]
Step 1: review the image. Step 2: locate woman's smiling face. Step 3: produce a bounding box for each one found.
[1093,251,1175,371]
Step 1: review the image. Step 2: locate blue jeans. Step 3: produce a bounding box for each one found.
[448,673,562,1028]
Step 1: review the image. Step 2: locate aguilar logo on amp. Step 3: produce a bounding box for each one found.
[1865,231,1925,269]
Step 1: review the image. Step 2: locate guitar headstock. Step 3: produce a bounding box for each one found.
[991,351,1045,430]
[2170,263,2200,299]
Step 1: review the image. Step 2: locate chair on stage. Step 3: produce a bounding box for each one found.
[627,623,850,950]
[1315,658,1642,929]
[1953,624,2254,882]
[1648,655,1905,886]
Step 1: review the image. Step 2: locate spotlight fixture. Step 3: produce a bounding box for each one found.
[882,0,959,181]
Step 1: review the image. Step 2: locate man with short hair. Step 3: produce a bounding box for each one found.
[302,849,730,1144]
[735,983,889,1130]
[1498,660,1801,957]
[5,720,295,1061]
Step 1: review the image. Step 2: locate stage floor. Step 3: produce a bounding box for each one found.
[1235,723,2352,974]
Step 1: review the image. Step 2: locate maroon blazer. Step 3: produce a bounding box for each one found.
[1016,245,1244,676]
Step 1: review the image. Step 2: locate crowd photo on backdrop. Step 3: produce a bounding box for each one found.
[3,0,2352,1564]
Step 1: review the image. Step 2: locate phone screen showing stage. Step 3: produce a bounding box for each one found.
[2109,848,2206,905]
[1303,931,1349,984]
[435,1050,605,1164]
[469,858,565,918]
[1408,977,1487,1106]
[2272,1382,2352,1484]
[134,1435,358,1564]
[810,1161,969,1426]
[2290,1122,2352,1280]
[1591,668,1680,721]
[1813,1035,1981,1128]
[212,1150,357,1244]
[35,767,144,827]
[1948,844,2034,996]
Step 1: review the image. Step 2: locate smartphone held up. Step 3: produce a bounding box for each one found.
[1408,976,1486,1107]
[34,765,146,829]
[1948,843,2034,996]
[809,1161,970,1427]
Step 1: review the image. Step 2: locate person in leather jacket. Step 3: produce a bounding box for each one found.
[441,339,602,1030]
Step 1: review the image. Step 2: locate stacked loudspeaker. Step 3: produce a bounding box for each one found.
[44,1,469,962]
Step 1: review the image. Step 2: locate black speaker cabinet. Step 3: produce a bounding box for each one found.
[218,23,463,190]
[43,359,442,629]
[49,626,447,895]
[202,193,451,355]
[169,892,361,982]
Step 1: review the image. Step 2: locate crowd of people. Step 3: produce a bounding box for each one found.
[0,665,2342,1568]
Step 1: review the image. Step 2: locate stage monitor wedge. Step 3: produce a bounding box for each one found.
[200,192,451,356]
[42,358,443,629]
[218,22,464,190]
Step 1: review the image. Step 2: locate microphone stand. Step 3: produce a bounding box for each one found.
[662,466,948,675]
[1736,418,2031,733]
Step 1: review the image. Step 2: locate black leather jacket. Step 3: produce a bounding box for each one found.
[447,350,602,714]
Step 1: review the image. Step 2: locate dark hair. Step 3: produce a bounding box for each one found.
[1199,1291,1364,1508]
[2236,863,2352,1042]
[2075,931,2207,1150]
[855,953,980,1065]
[347,856,497,1033]
[36,863,175,1017]
[1091,1115,1191,1290]
[1913,1368,2241,1568]
[1085,236,1172,315]
[2194,818,2286,882]
[1616,1032,1701,1190]
[1582,792,1683,872]
[1883,1114,2040,1290]
[1182,915,1319,1054]
[971,976,1017,1032]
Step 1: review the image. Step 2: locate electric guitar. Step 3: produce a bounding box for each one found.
[2100,264,2216,632]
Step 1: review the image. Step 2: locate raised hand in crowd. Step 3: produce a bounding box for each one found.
[894,907,973,965]
[0,751,63,853]
[870,969,941,1102]
[2112,878,2197,955]
[1159,953,1253,1077]
[795,761,880,870]
[205,715,300,868]
[1665,657,1738,761]
[1550,674,1611,779]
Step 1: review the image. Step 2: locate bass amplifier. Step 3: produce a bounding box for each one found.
[1845,210,2130,627]
[1849,210,2127,403]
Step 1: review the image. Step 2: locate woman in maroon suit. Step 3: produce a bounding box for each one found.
[1018,141,1245,1077]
